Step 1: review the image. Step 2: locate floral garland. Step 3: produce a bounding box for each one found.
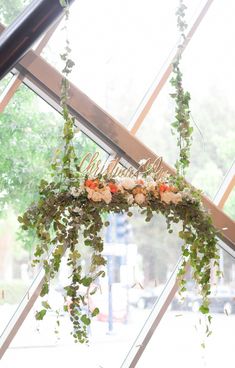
[18,0,221,343]
[19,167,220,342]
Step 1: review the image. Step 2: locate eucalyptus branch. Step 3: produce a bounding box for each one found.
[170,0,193,177]
[55,0,76,179]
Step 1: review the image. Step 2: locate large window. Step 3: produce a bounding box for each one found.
[42,0,208,124]
[0,79,108,339]
[0,0,234,366]
[137,0,235,200]
[126,245,235,368]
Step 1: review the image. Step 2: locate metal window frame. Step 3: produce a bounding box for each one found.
[0,18,62,112]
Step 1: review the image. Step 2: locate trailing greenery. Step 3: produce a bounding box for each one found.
[170,0,193,177]
[18,169,220,342]
[18,0,221,344]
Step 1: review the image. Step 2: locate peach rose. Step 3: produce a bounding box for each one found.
[71,186,83,197]
[134,193,146,205]
[86,188,102,202]
[160,191,182,204]
[120,178,136,190]
[101,188,112,204]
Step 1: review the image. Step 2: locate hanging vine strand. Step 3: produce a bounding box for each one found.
[170,0,193,177]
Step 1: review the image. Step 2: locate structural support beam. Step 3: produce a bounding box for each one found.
[0,74,23,112]
[0,0,74,80]
[214,161,235,210]
[120,262,181,367]
[0,19,61,112]
[130,0,215,135]
[0,268,45,359]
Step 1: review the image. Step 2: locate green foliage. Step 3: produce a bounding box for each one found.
[19,167,220,343]
[0,84,63,216]
[35,309,47,320]
[170,1,193,176]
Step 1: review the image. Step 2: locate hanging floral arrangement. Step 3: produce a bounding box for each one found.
[18,0,221,343]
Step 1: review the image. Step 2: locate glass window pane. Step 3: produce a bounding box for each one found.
[133,246,235,368]
[1,171,184,367]
[0,80,108,338]
[224,188,235,220]
[0,0,33,26]
[42,0,207,125]
[0,73,12,94]
[137,0,235,200]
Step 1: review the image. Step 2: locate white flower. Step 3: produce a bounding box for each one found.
[145,182,156,192]
[134,193,146,205]
[125,193,134,205]
[160,191,182,205]
[182,188,196,203]
[73,206,81,213]
[101,188,112,204]
[120,178,136,190]
[70,186,83,197]
[145,175,155,183]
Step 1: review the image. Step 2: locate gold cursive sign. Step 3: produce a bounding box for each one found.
[77,151,168,180]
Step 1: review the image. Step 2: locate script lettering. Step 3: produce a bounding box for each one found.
[77,151,168,180]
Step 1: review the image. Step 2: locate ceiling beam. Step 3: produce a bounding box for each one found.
[0,19,61,113]
[0,0,74,80]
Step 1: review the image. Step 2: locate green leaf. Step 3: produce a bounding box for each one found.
[81,277,92,287]
[199,305,209,314]
[81,315,91,326]
[18,216,24,223]
[40,283,49,297]
[42,301,51,309]
[91,308,100,317]
[35,309,47,320]
[84,239,92,246]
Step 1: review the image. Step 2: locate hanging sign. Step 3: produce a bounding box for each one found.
[77,151,168,180]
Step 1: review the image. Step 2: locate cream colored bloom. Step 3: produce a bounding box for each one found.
[125,193,134,205]
[145,182,156,192]
[100,188,112,204]
[120,178,136,190]
[73,206,81,213]
[71,186,82,197]
[160,191,182,204]
[134,193,146,205]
